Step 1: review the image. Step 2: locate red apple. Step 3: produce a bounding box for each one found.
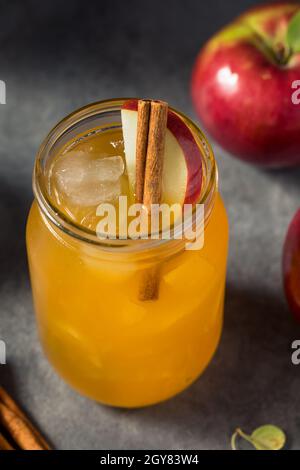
[191,2,300,167]
[283,209,300,321]
[121,99,203,205]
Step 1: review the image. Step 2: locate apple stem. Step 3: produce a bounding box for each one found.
[274,42,292,66]
[247,24,292,67]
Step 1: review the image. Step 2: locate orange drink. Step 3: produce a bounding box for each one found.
[26,99,228,407]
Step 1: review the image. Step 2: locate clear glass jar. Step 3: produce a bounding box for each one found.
[26,99,229,407]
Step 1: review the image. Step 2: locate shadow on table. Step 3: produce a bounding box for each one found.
[262,166,300,194]
[0,176,32,287]
[0,363,17,394]
[107,283,300,449]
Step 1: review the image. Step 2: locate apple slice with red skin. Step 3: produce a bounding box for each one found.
[121,99,203,206]
[283,209,300,321]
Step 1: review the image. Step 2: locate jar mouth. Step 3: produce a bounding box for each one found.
[33,98,218,253]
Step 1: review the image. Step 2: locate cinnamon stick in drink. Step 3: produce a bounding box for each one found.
[139,265,161,301]
[135,100,150,203]
[136,99,168,301]
[143,100,168,210]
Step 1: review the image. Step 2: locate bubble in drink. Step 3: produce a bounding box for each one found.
[53,151,124,206]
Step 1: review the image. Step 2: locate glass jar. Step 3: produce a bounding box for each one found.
[26,99,229,407]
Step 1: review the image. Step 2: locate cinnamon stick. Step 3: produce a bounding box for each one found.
[0,387,50,450]
[0,403,45,450]
[143,101,168,210]
[135,100,150,203]
[138,265,161,301]
[136,100,168,301]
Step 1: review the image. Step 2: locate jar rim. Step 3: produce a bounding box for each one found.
[33,98,218,253]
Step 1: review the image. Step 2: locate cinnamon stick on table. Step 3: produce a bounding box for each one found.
[136,100,168,301]
[0,387,50,450]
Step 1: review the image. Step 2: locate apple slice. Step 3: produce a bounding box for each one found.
[121,99,203,206]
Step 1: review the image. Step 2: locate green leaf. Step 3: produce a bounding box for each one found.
[251,425,286,451]
[287,10,300,53]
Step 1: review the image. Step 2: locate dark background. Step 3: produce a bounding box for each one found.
[1,0,300,450]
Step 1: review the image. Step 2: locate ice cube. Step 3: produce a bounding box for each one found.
[52,151,124,206]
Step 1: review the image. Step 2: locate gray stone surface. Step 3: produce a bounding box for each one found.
[0,0,300,450]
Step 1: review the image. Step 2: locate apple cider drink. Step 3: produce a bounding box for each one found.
[26,99,228,407]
